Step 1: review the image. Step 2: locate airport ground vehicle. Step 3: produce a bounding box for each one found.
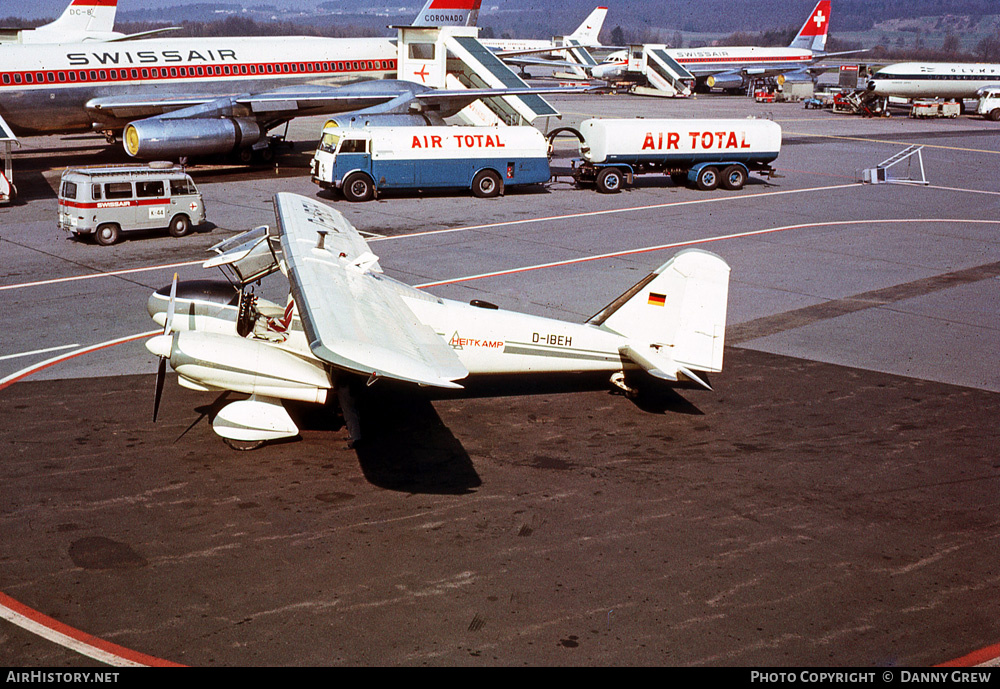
[310,125,551,200]
[552,118,782,193]
[910,100,960,118]
[58,163,205,245]
[977,88,1000,121]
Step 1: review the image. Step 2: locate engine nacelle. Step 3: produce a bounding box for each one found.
[124,117,263,159]
[148,330,330,404]
[705,73,745,91]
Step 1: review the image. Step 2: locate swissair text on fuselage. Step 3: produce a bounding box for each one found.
[66,49,239,66]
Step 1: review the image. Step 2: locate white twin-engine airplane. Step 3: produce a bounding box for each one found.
[0,0,176,44]
[146,193,731,449]
[592,0,852,89]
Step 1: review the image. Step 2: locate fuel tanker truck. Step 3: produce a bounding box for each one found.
[551,118,782,193]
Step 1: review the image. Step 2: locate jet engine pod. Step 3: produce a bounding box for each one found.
[123,117,263,159]
[705,73,745,91]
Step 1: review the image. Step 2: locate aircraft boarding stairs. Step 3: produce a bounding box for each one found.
[625,45,694,97]
[397,26,562,126]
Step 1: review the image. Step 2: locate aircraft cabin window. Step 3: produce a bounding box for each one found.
[2,75,9,85]
[105,182,133,199]
[131,69,138,79]
[47,72,55,83]
[24,74,32,84]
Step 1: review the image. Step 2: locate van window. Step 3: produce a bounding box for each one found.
[105,182,133,199]
[136,181,165,198]
[170,178,196,195]
[340,139,367,154]
[61,180,78,200]
[92,184,102,200]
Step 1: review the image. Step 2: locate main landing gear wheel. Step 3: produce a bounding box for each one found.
[94,223,120,246]
[342,172,374,202]
[223,437,266,451]
[472,169,502,198]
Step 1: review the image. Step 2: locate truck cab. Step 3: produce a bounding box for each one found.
[977,88,1000,121]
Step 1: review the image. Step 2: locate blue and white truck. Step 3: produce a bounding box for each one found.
[310,125,551,201]
[552,118,782,193]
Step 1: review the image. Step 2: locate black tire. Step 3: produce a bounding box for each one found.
[342,172,374,202]
[720,165,747,191]
[989,108,1000,122]
[695,166,720,191]
[94,223,120,246]
[167,214,191,237]
[235,147,253,164]
[223,437,266,451]
[472,169,502,198]
[595,167,623,194]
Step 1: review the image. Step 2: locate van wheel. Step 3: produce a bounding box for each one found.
[94,223,120,246]
[595,167,623,193]
[472,169,502,198]
[720,165,747,190]
[168,214,191,237]
[695,166,720,191]
[342,172,374,202]
[989,108,1000,122]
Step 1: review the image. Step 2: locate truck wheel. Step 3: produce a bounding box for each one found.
[472,169,502,198]
[168,214,191,237]
[595,167,623,193]
[989,108,1000,122]
[94,223,120,246]
[695,166,720,191]
[342,173,374,202]
[721,165,747,190]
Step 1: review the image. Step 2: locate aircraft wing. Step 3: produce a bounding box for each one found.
[86,80,591,125]
[274,193,468,389]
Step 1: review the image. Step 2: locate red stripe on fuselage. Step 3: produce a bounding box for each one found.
[0,58,396,89]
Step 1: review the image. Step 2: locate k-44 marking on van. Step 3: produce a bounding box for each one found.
[310,125,551,201]
[58,162,206,245]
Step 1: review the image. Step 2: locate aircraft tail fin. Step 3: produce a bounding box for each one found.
[41,0,118,33]
[568,7,608,44]
[788,0,830,53]
[589,249,730,377]
[411,0,482,27]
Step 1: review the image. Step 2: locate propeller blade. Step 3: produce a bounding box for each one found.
[164,272,178,334]
[153,355,167,422]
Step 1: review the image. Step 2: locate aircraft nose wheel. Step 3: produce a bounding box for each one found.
[223,437,266,451]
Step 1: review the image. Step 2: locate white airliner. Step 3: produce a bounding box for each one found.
[145,193,731,449]
[0,0,175,44]
[0,0,572,161]
[866,62,1000,100]
[479,7,607,56]
[593,0,851,90]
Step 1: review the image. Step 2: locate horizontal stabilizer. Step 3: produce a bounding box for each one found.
[618,343,678,381]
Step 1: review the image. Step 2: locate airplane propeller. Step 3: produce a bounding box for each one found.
[151,273,178,422]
